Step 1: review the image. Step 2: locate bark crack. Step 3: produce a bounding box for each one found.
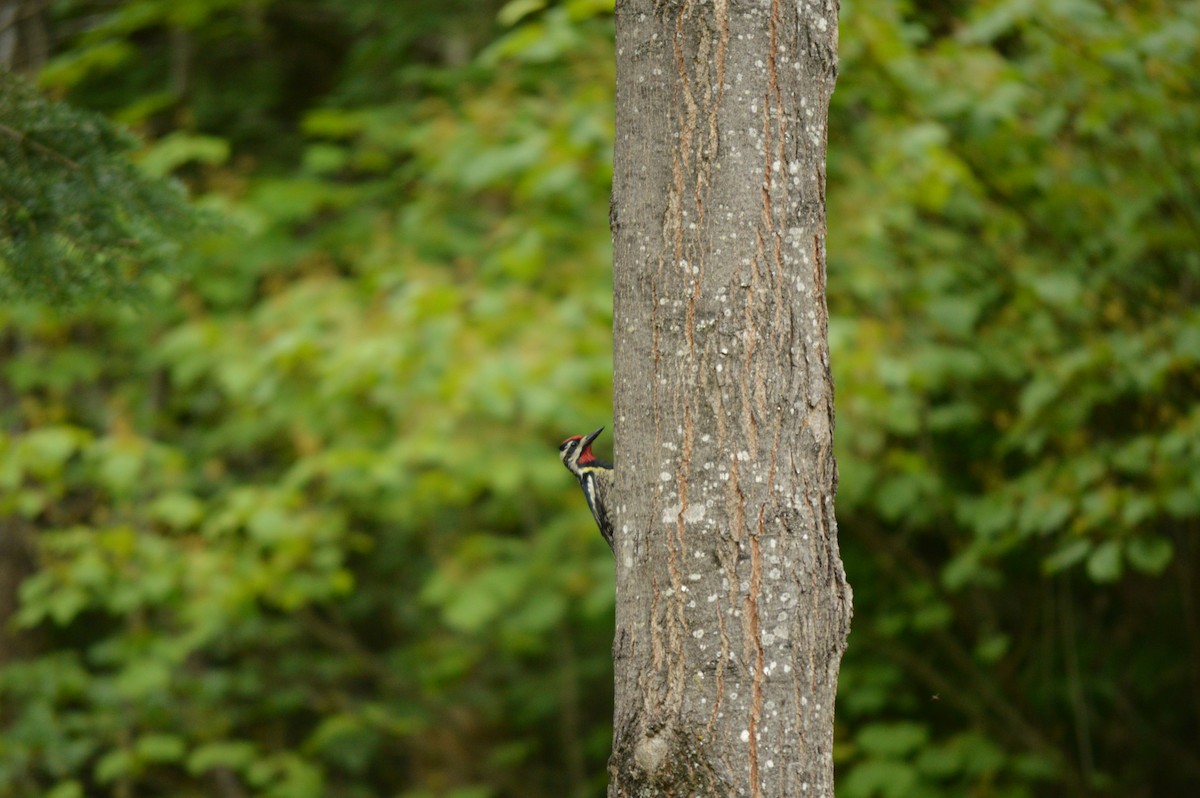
[746,520,767,798]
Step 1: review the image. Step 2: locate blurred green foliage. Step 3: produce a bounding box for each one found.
[0,0,1197,797]
[0,75,199,303]
[830,1,1200,795]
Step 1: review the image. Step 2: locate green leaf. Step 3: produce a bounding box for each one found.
[876,476,921,522]
[186,741,258,775]
[16,426,85,478]
[137,132,230,178]
[1085,539,1123,583]
[1042,538,1091,575]
[94,749,134,784]
[974,633,1010,663]
[911,601,952,631]
[44,783,84,798]
[856,722,929,757]
[498,0,547,27]
[842,757,919,798]
[916,742,962,779]
[942,546,1000,591]
[134,734,185,763]
[149,491,204,529]
[1126,536,1173,575]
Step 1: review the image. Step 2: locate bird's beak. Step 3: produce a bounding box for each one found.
[582,426,605,449]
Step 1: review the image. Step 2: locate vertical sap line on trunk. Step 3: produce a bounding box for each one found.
[760,94,775,226]
[742,281,760,455]
[770,0,796,354]
[805,234,827,410]
[768,421,781,496]
[650,574,664,674]
[663,406,691,715]
[672,2,698,170]
[708,591,730,733]
[746,513,767,798]
[766,0,788,165]
[760,4,790,387]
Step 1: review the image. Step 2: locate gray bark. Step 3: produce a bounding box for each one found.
[0,0,50,72]
[610,1,851,796]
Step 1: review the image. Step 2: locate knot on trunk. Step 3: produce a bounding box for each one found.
[634,728,672,776]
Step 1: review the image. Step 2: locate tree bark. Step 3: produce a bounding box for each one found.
[610,1,850,795]
[0,519,35,670]
[0,0,50,72]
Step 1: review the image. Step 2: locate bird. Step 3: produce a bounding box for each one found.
[558,426,614,551]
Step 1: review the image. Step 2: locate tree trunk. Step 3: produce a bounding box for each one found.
[0,519,35,670]
[609,0,850,795]
[0,0,50,72]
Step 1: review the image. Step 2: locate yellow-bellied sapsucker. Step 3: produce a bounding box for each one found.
[559,426,613,551]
